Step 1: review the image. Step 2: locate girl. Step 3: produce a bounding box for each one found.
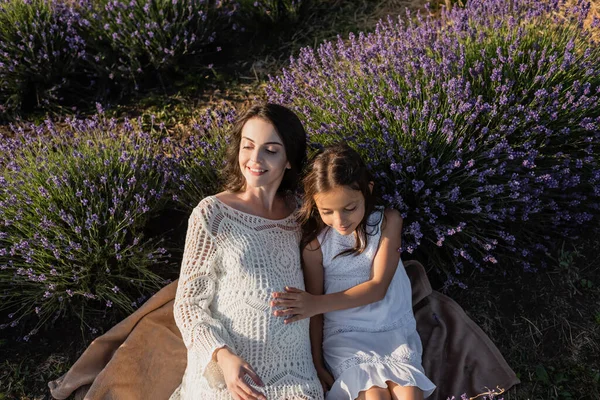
[271,144,436,400]
[171,103,323,400]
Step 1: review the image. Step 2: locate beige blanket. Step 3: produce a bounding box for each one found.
[48,261,519,400]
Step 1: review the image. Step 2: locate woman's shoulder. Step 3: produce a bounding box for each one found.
[194,194,218,209]
[191,195,222,220]
[196,192,299,224]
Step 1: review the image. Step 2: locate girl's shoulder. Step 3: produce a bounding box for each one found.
[364,206,386,230]
[302,237,323,263]
[380,207,403,233]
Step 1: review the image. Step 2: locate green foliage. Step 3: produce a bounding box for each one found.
[0,0,88,116]
[0,0,316,118]
[0,115,174,337]
[0,340,72,399]
[533,363,600,400]
[170,106,235,211]
[87,0,220,93]
[236,0,306,25]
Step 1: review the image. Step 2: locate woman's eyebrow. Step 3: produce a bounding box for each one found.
[242,137,283,146]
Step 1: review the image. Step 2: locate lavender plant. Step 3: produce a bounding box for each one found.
[87,0,223,92]
[0,111,175,339]
[267,0,600,281]
[0,0,89,116]
[0,0,312,116]
[238,0,306,25]
[170,105,235,211]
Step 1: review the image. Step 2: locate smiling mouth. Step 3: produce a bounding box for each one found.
[247,166,267,175]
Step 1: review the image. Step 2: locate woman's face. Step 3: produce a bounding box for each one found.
[238,117,290,191]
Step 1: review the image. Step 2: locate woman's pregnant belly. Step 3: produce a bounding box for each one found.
[212,290,317,384]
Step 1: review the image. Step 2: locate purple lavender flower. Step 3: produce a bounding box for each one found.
[1,113,174,334]
[266,0,600,278]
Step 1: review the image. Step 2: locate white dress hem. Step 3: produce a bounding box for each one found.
[326,361,436,400]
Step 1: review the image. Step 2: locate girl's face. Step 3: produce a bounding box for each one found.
[314,185,366,236]
[238,117,291,191]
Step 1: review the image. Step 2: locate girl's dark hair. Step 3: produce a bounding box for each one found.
[223,103,307,194]
[299,143,381,257]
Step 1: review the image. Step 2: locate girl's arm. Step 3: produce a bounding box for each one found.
[298,239,335,391]
[272,208,403,323]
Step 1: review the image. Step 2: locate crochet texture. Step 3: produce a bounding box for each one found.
[170,196,323,400]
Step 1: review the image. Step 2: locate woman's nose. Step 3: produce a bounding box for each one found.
[250,148,262,163]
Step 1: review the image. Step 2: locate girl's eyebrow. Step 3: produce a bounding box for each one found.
[319,202,356,211]
[242,137,283,146]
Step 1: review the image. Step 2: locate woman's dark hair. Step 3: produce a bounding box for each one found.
[222,103,307,194]
[299,143,381,257]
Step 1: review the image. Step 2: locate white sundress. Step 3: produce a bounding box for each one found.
[318,208,436,399]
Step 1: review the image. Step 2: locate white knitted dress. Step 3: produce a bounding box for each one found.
[318,208,436,399]
[170,196,324,400]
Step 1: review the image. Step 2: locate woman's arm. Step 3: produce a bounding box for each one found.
[272,209,403,323]
[174,206,234,366]
[175,205,265,399]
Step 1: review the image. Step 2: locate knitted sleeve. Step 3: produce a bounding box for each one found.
[173,203,234,386]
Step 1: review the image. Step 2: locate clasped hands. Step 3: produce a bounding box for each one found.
[270,286,321,324]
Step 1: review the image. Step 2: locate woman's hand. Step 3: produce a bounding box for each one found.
[270,287,322,323]
[316,365,335,393]
[215,347,267,400]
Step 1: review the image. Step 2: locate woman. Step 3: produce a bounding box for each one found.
[170,103,324,400]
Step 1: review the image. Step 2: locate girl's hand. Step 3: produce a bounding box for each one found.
[316,365,335,393]
[270,287,321,323]
[215,347,267,400]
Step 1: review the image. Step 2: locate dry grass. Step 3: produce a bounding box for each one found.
[584,0,600,39]
[446,237,600,399]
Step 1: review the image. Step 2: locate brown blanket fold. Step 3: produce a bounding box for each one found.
[49,261,519,400]
[404,261,519,398]
[48,281,186,400]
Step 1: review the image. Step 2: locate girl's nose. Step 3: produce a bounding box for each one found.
[335,215,347,226]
